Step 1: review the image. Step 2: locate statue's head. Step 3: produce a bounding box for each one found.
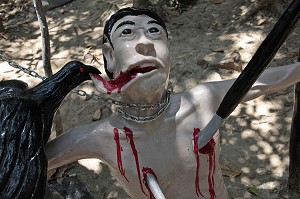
[96,7,172,95]
[103,8,168,46]
[103,7,169,79]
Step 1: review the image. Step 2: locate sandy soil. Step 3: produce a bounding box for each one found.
[1,0,300,198]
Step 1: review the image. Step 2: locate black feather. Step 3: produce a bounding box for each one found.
[0,61,100,199]
[0,80,28,99]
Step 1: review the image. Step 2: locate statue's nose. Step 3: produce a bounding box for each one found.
[135,43,155,56]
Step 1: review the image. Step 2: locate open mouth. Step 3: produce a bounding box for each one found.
[115,66,157,84]
[91,66,157,94]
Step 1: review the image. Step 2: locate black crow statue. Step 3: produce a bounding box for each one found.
[0,61,100,199]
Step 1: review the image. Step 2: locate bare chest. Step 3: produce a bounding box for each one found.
[103,109,223,199]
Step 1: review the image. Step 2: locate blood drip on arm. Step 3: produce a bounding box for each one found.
[193,128,216,199]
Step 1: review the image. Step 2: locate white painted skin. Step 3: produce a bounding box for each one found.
[92,15,171,100]
[46,14,300,199]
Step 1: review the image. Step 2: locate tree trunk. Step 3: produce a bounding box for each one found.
[32,0,64,138]
[32,0,52,77]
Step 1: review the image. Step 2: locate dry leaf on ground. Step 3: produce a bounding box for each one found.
[220,162,242,178]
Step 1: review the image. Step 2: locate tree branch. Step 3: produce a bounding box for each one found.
[32,0,64,138]
[32,0,52,77]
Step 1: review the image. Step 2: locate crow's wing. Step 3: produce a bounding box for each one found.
[0,80,28,99]
[0,98,47,199]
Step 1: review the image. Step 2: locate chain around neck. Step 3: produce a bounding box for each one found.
[106,90,171,110]
[116,90,171,123]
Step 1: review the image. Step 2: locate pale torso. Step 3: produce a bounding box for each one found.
[89,85,229,199]
[46,61,300,199]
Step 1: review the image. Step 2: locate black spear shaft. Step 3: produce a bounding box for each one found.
[199,0,300,148]
[217,0,300,118]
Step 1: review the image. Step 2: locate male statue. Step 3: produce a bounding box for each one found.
[46,7,300,199]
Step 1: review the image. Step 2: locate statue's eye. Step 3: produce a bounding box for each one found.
[148,27,160,34]
[122,29,132,35]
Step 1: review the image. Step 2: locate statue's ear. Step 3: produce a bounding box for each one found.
[103,42,115,73]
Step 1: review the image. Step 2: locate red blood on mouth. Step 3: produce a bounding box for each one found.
[193,128,216,199]
[92,66,156,94]
[128,66,156,80]
[92,74,124,94]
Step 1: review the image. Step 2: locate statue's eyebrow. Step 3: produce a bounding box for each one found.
[115,21,135,31]
[115,20,163,32]
[147,20,161,26]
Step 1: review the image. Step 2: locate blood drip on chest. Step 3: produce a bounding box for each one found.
[123,127,147,195]
[193,128,216,199]
[113,128,129,181]
[113,127,147,195]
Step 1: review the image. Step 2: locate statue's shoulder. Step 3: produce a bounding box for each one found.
[185,82,218,99]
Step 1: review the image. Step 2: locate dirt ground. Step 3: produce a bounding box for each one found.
[1,0,300,198]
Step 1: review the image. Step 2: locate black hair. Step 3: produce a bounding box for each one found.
[102,7,168,79]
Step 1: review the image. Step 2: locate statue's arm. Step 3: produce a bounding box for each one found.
[242,62,300,102]
[45,121,107,170]
[199,62,300,105]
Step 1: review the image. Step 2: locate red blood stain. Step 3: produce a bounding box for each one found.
[193,128,216,199]
[80,67,85,72]
[92,74,124,94]
[207,151,216,199]
[113,128,129,182]
[142,167,158,199]
[193,128,204,197]
[92,66,156,95]
[123,127,147,196]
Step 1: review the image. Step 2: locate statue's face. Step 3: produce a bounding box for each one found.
[102,14,171,95]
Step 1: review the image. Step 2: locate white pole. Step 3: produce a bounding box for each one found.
[146,173,166,199]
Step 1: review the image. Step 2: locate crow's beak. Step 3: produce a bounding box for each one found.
[84,64,101,75]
